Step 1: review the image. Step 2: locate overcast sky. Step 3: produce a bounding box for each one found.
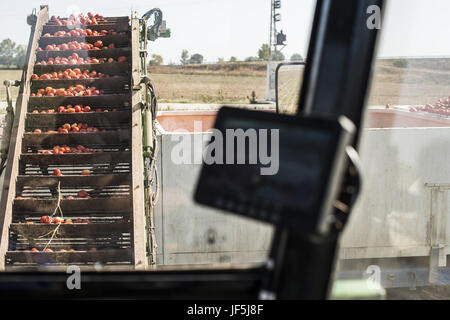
[0,0,449,64]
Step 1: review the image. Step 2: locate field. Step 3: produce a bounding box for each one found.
[149,62,267,104]
[150,73,266,104]
[369,58,450,106]
[150,58,450,107]
[1,58,449,107]
[149,61,266,77]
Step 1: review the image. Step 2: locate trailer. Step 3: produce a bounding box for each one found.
[153,107,450,289]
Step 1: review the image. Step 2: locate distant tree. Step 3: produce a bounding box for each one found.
[393,59,408,68]
[245,56,259,62]
[290,53,304,62]
[0,39,17,67]
[149,54,163,66]
[258,44,270,61]
[247,91,257,104]
[271,50,285,61]
[13,44,27,68]
[180,49,189,65]
[229,56,238,62]
[217,57,225,64]
[189,53,204,64]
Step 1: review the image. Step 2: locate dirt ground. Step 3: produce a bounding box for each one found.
[387,286,450,300]
[369,58,450,106]
[148,58,450,106]
[150,73,266,104]
[1,58,449,106]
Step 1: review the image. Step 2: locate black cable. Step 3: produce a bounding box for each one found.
[142,8,163,34]
[139,76,158,120]
[146,81,158,121]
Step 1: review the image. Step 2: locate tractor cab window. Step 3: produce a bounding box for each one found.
[0,2,315,271]
[0,0,448,302]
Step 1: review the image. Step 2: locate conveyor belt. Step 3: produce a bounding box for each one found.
[0,7,147,270]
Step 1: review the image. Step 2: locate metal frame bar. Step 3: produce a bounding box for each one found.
[0,6,49,270]
[0,268,263,299]
[298,0,384,146]
[130,11,148,270]
[270,0,384,299]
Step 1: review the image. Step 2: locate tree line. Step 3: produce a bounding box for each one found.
[149,44,303,66]
[0,39,27,68]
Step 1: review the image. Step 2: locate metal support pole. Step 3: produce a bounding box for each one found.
[266,0,384,299]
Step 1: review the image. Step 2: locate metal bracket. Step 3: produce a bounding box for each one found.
[27,9,37,26]
[425,183,449,269]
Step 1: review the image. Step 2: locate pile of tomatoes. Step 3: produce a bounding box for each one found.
[33,123,101,134]
[38,145,104,154]
[38,216,89,224]
[32,68,112,80]
[50,13,103,26]
[31,85,103,97]
[36,53,127,65]
[28,248,83,252]
[43,28,124,37]
[28,248,100,252]
[32,106,117,114]
[409,96,450,116]
[32,105,91,113]
[37,40,114,51]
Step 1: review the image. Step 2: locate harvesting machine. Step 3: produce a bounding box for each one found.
[0,6,166,270]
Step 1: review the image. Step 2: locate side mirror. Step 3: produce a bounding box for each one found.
[275,62,305,115]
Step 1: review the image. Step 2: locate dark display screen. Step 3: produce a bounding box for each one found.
[195,107,350,234]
